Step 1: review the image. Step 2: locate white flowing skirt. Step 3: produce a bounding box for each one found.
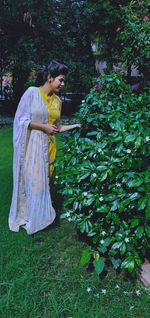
[9,130,56,235]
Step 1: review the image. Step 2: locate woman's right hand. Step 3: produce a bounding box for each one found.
[43,124,59,135]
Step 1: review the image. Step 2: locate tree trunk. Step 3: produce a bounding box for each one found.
[12,65,30,112]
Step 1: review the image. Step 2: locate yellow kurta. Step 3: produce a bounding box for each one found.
[39,86,61,176]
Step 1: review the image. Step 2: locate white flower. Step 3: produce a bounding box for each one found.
[67,149,70,152]
[101,289,107,294]
[92,173,97,178]
[86,287,92,293]
[83,192,88,196]
[135,290,141,296]
[123,291,129,295]
[100,240,105,244]
[83,156,87,159]
[129,306,134,311]
[68,217,72,222]
[65,212,70,217]
[82,100,85,103]
[144,287,149,291]
[98,148,102,153]
[123,291,133,295]
[94,293,100,298]
[126,149,131,153]
[115,284,120,289]
[116,183,121,187]
[99,197,104,202]
[145,136,150,141]
[101,231,106,236]
[125,238,129,243]
[55,175,58,179]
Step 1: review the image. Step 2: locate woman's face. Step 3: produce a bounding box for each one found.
[49,75,65,93]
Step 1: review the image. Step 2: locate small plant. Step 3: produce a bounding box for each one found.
[57,73,150,276]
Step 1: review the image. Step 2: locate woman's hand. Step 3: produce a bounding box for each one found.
[43,124,59,135]
[29,122,59,134]
[57,123,81,132]
[75,124,81,129]
[29,122,81,134]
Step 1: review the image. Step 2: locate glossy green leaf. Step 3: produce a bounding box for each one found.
[128,178,143,188]
[130,218,140,228]
[97,205,109,213]
[97,165,107,172]
[146,202,150,220]
[112,242,122,249]
[111,200,118,211]
[136,226,144,239]
[145,225,150,238]
[121,257,135,272]
[111,258,121,269]
[120,242,126,255]
[93,258,105,274]
[137,197,147,210]
[78,172,91,181]
[100,172,108,182]
[135,136,142,149]
[98,245,107,254]
[80,249,91,266]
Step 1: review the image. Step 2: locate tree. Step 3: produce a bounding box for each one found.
[116,0,150,81]
[81,0,130,68]
[0,0,95,107]
[82,0,150,80]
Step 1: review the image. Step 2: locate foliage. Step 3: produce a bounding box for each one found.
[82,0,126,66]
[1,0,149,103]
[0,0,95,103]
[117,0,150,77]
[0,116,13,128]
[1,129,150,317]
[83,0,150,79]
[57,73,150,276]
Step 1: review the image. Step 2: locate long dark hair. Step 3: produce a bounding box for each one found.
[36,60,68,86]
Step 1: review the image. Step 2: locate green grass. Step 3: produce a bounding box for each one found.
[0,127,149,318]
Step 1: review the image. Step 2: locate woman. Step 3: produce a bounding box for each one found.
[9,60,81,235]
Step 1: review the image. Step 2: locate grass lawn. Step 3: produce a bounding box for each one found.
[0,127,149,318]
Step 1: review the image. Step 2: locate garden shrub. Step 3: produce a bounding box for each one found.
[57,73,150,276]
[0,116,13,128]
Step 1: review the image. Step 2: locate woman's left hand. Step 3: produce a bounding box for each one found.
[57,123,81,132]
[75,124,81,129]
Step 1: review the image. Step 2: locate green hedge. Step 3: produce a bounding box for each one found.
[57,73,150,276]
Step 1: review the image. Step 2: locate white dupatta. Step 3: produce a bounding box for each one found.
[9,87,56,234]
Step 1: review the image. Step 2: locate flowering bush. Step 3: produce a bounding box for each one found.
[57,73,150,276]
